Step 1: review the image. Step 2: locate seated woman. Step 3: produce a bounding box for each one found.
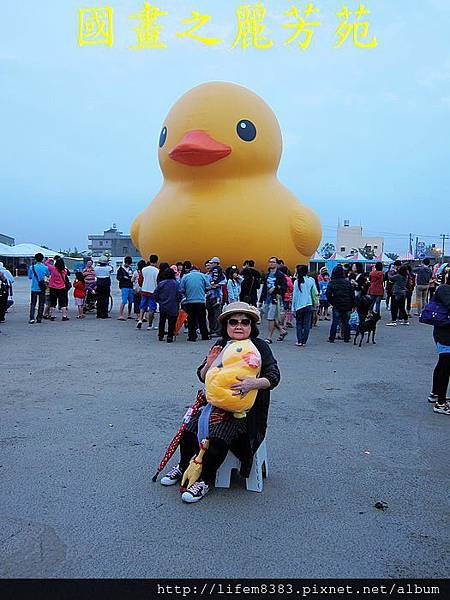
[160,301,280,503]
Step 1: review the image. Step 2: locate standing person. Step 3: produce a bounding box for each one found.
[326,264,356,343]
[179,264,210,342]
[0,272,9,323]
[0,263,14,315]
[348,263,357,284]
[414,258,432,315]
[384,264,396,310]
[386,264,409,326]
[157,262,170,284]
[240,260,261,306]
[94,255,112,319]
[132,259,146,320]
[175,262,184,279]
[226,266,243,303]
[279,265,294,328]
[137,255,159,330]
[428,269,438,302]
[28,252,50,324]
[368,262,385,315]
[42,257,55,319]
[117,256,134,321]
[259,257,288,344]
[405,264,416,317]
[153,267,183,343]
[292,265,317,347]
[45,257,70,321]
[206,257,226,337]
[73,272,86,319]
[82,259,97,310]
[310,273,320,327]
[171,264,181,282]
[354,263,369,296]
[318,271,330,320]
[428,271,450,414]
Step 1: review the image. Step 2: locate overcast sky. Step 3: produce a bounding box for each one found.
[1,0,449,254]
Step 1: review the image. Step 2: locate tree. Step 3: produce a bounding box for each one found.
[320,242,335,259]
[386,252,399,261]
[359,245,375,260]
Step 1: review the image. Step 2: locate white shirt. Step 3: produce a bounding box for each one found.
[141,265,159,293]
[94,265,112,278]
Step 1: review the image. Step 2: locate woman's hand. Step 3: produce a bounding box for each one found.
[230,376,258,396]
[205,345,222,368]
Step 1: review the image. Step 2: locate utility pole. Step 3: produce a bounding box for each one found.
[441,234,450,257]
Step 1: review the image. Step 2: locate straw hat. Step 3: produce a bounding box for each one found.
[99,255,109,264]
[218,301,260,323]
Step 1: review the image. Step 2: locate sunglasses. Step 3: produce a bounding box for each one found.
[228,318,251,327]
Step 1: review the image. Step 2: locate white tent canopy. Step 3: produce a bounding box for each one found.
[375,252,394,264]
[0,243,62,258]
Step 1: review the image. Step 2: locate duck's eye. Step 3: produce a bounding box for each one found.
[236,120,256,142]
[159,126,167,148]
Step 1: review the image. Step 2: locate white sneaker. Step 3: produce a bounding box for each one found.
[433,402,450,415]
[160,465,182,486]
[401,320,410,326]
[181,480,210,503]
[386,322,397,327]
[428,394,450,403]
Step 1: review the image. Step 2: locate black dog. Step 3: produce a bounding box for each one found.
[354,312,381,347]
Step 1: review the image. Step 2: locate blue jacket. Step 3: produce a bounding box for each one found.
[153,279,183,316]
[28,263,50,292]
[180,270,210,303]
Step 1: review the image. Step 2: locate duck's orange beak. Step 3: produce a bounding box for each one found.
[169,130,232,166]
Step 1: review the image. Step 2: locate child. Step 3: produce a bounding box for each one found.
[319,272,330,320]
[73,272,86,319]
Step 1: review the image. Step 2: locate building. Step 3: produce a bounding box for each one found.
[88,224,139,258]
[336,220,384,256]
[0,233,15,246]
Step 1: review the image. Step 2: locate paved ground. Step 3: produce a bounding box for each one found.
[1,278,449,578]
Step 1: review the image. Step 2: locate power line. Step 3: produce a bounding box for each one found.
[321,224,448,240]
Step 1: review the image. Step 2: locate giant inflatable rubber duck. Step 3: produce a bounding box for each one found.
[131,82,322,269]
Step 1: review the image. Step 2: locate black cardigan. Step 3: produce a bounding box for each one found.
[196,336,281,477]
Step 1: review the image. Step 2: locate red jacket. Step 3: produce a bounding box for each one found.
[73,280,86,299]
[369,270,384,296]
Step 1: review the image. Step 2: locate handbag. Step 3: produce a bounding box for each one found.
[32,264,47,292]
[349,310,360,331]
[64,272,72,291]
[419,299,450,327]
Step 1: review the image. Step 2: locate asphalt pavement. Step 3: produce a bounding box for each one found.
[0,278,448,578]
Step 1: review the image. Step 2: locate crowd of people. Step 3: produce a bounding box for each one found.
[1,253,449,419]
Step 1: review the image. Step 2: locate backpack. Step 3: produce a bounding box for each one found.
[419,299,450,327]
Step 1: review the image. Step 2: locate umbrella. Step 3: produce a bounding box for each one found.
[151,389,206,482]
[175,308,188,335]
[438,263,448,274]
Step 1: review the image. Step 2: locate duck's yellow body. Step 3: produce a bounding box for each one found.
[131,82,322,270]
[205,340,261,415]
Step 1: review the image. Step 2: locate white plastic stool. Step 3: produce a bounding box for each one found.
[215,439,268,492]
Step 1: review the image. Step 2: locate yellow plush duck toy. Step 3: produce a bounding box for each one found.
[205,339,261,417]
[131,81,321,269]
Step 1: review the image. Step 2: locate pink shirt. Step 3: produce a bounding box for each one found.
[45,261,67,289]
